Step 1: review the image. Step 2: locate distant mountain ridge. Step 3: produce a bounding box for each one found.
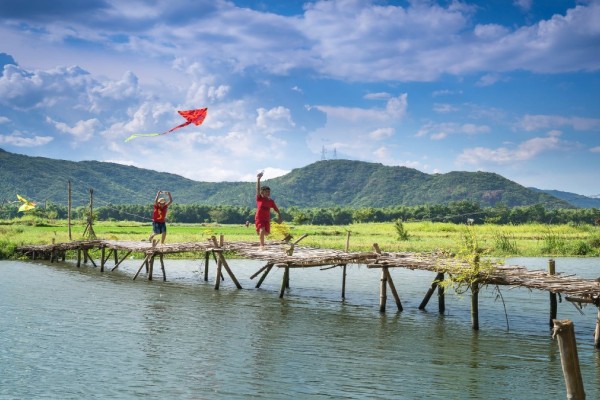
[529,188,600,208]
[0,148,582,209]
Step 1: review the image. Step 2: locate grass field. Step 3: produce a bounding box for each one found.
[1,217,599,259]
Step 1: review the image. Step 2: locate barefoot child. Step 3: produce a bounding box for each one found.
[148,190,173,246]
[255,172,282,249]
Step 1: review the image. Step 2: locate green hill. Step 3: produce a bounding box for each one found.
[0,148,573,209]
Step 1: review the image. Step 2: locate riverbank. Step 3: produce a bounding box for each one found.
[2,218,599,259]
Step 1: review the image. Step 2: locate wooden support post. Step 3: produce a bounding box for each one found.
[84,249,98,268]
[159,254,166,282]
[250,263,271,280]
[111,251,132,271]
[552,319,585,400]
[213,250,242,289]
[204,251,209,281]
[287,234,308,256]
[214,250,222,290]
[341,264,347,299]
[594,308,600,349]
[114,249,118,265]
[372,243,394,313]
[383,267,402,312]
[83,248,89,264]
[471,280,479,331]
[148,254,156,281]
[438,273,445,314]
[100,245,106,272]
[134,255,151,280]
[549,259,557,328]
[279,267,289,298]
[76,248,81,267]
[419,272,444,310]
[256,265,274,288]
[379,268,387,313]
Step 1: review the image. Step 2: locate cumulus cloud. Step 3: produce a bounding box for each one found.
[315,94,408,123]
[47,117,101,142]
[0,133,53,147]
[256,106,295,133]
[369,127,394,140]
[519,114,600,131]
[457,131,564,164]
[416,122,490,139]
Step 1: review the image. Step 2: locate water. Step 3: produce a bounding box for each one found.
[1,256,600,399]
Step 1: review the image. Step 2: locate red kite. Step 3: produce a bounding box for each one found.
[125,107,207,142]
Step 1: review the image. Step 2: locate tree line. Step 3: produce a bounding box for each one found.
[1,200,599,225]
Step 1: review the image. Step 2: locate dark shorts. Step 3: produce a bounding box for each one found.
[153,221,167,234]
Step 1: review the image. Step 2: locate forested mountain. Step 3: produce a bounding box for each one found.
[530,188,600,208]
[0,148,577,209]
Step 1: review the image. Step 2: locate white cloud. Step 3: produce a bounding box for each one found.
[0,133,53,147]
[433,103,459,113]
[513,0,533,12]
[416,122,490,139]
[591,146,600,153]
[0,116,9,124]
[364,92,390,100]
[519,114,600,131]
[256,106,295,133]
[315,94,408,123]
[457,131,564,164]
[369,127,394,140]
[46,117,100,142]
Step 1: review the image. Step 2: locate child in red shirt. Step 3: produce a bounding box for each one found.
[149,190,173,246]
[255,172,282,249]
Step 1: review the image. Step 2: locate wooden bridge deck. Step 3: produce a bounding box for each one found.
[16,238,600,302]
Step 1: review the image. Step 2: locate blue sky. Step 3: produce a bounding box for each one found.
[0,0,599,196]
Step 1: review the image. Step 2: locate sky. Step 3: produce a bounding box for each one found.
[0,0,599,197]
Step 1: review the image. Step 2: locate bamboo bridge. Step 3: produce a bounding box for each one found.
[16,235,600,347]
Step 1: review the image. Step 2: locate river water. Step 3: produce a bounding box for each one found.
[1,256,600,399]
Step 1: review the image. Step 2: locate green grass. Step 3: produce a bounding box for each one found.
[1,218,599,259]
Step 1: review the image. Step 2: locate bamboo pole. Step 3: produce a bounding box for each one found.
[438,273,445,314]
[419,272,444,310]
[471,255,480,330]
[100,245,106,272]
[379,268,387,312]
[594,308,600,349]
[373,243,387,312]
[148,254,155,281]
[256,264,274,288]
[159,254,166,282]
[552,319,585,400]
[111,250,132,271]
[76,248,81,267]
[341,264,347,299]
[471,280,479,331]
[279,267,289,298]
[134,255,151,280]
[342,231,350,299]
[214,250,242,289]
[204,251,209,281]
[250,263,271,280]
[549,259,557,328]
[383,267,402,312]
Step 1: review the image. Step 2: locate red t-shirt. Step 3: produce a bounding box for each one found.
[255,195,279,221]
[153,204,169,222]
